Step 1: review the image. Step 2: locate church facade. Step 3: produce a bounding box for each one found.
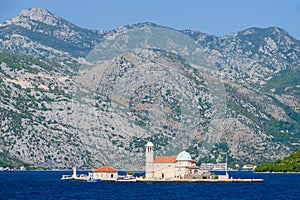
[145,142,199,179]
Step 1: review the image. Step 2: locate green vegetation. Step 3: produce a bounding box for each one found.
[255,149,300,172]
[263,68,300,96]
[0,151,31,169]
[186,145,199,158]
[225,83,300,154]
[0,51,54,74]
[268,95,300,126]
[126,171,135,176]
[0,49,78,75]
[128,134,171,153]
[1,24,100,58]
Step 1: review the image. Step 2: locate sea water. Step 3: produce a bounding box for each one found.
[0,171,299,199]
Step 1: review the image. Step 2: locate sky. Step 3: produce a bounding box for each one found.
[0,0,299,39]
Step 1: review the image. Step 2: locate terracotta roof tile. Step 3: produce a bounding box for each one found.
[154,156,177,163]
[188,165,200,169]
[92,166,118,173]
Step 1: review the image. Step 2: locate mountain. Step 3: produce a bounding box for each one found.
[0,8,105,68]
[183,27,300,83]
[183,27,300,165]
[0,8,299,169]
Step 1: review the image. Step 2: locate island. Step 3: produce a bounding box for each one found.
[61,141,264,182]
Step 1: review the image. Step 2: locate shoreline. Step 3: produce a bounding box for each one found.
[137,178,264,182]
[1,169,299,175]
[254,171,300,174]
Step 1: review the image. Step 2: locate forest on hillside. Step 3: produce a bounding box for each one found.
[255,149,300,172]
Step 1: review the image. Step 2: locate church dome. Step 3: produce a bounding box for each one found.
[176,151,192,161]
[145,141,154,147]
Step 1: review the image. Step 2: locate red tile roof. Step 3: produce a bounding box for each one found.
[92,166,118,173]
[188,165,200,169]
[154,156,177,163]
[191,160,197,163]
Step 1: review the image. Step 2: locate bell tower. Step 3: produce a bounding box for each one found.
[145,141,154,179]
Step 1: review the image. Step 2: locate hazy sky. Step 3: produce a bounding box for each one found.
[0,0,299,39]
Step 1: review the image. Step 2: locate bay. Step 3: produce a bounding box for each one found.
[0,171,299,199]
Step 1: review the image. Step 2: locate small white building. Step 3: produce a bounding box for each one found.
[90,166,118,181]
[200,163,215,170]
[242,164,255,170]
[214,163,227,170]
[200,163,227,171]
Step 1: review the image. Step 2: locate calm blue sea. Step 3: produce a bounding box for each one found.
[0,171,299,200]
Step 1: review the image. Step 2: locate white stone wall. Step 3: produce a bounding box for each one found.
[153,163,176,179]
[91,172,118,180]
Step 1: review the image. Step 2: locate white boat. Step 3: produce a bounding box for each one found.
[61,175,74,180]
[116,175,137,182]
[74,174,90,181]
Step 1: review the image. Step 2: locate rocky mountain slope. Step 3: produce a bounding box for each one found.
[0,8,299,169]
[0,8,105,68]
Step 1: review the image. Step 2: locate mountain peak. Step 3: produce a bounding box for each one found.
[1,8,59,27]
[18,7,59,26]
[240,27,288,36]
[109,22,168,35]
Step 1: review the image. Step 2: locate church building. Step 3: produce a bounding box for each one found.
[145,141,199,179]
